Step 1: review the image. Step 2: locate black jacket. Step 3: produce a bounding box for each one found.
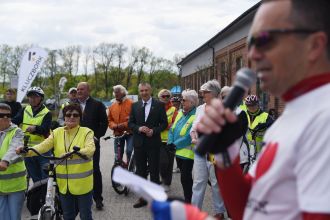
[79,97,108,140]
[128,98,168,148]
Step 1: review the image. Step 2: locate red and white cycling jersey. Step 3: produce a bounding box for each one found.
[244,83,330,220]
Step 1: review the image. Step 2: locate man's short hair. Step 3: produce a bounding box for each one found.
[138,82,152,89]
[263,0,330,57]
[0,103,12,113]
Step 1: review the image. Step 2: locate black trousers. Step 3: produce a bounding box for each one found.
[159,142,175,185]
[135,145,160,184]
[176,157,194,203]
[93,140,103,202]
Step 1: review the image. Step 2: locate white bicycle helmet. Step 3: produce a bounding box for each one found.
[26,87,45,98]
[245,95,259,106]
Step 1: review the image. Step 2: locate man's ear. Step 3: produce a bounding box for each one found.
[308,32,328,62]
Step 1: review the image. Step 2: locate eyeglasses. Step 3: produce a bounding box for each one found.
[247,28,320,51]
[0,113,11,118]
[161,95,170,98]
[65,113,80,118]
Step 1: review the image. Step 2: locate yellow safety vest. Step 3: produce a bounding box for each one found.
[246,111,269,152]
[53,126,94,195]
[172,111,195,160]
[61,101,70,109]
[22,105,49,147]
[0,128,27,193]
[161,106,176,142]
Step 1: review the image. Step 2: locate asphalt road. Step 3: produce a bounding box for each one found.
[22,128,219,220]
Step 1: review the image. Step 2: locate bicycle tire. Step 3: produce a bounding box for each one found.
[111,164,128,195]
[39,210,53,220]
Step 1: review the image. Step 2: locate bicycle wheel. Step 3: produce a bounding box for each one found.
[39,210,53,220]
[111,164,127,195]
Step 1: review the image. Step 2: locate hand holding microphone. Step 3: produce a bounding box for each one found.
[195,68,256,155]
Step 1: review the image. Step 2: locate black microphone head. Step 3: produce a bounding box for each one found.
[234,68,257,91]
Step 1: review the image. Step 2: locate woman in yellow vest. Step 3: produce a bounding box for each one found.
[158,89,178,192]
[168,89,198,203]
[17,103,95,220]
[0,103,26,220]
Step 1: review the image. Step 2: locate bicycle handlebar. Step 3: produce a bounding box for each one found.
[21,146,89,161]
[103,131,128,141]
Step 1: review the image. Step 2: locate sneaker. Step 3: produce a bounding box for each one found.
[133,198,147,208]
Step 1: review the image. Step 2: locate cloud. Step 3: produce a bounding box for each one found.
[0,0,259,59]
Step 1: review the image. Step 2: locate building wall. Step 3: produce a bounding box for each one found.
[181,36,285,115]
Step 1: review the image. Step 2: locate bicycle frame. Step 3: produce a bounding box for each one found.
[21,146,88,220]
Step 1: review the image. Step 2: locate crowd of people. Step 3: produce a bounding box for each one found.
[1,1,329,220]
[0,78,273,220]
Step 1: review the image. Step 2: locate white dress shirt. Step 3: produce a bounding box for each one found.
[142,98,152,122]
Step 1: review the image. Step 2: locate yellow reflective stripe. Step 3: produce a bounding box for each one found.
[0,170,26,179]
[56,158,92,165]
[56,170,93,179]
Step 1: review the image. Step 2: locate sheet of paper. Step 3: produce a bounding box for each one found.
[113,166,168,202]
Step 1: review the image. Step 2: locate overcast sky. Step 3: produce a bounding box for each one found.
[0,0,259,60]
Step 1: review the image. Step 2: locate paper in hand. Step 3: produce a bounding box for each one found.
[112,166,168,202]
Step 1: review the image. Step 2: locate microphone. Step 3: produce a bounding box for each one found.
[195,68,256,155]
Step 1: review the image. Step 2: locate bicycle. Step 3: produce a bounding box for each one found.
[21,145,88,220]
[104,132,135,195]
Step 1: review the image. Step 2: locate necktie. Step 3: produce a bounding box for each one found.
[143,102,147,122]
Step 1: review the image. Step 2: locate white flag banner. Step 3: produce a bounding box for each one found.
[16,47,48,102]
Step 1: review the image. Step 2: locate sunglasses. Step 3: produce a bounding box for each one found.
[161,95,170,98]
[0,113,11,118]
[65,113,80,118]
[247,28,320,51]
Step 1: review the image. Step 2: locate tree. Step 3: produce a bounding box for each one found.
[0,45,12,88]
[126,47,139,89]
[113,43,127,85]
[94,43,116,99]
[136,47,151,86]
[83,47,92,81]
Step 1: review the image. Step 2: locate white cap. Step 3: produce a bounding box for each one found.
[68,87,77,93]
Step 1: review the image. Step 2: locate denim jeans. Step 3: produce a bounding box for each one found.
[114,134,133,162]
[25,150,51,182]
[59,191,93,220]
[0,190,25,220]
[191,154,226,214]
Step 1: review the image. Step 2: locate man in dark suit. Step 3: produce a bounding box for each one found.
[77,82,108,210]
[128,82,168,208]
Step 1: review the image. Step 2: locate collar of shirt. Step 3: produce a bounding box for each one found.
[78,97,90,104]
[142,97,152,107]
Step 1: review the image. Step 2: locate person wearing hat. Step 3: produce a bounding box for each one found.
[57,87,78,126]
[12,87,52,182]
[244,95,274,153]
[1,88,22,118]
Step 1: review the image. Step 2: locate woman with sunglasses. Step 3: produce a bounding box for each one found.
[190,80,226,220]
[17,103,95,220]
[158,89,178,192]
[168,89,198,203]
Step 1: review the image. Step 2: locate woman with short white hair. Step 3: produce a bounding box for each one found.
[168,89,198,203]
[191,80,226,219]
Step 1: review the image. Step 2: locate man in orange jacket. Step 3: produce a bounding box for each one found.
[108,85,133,163]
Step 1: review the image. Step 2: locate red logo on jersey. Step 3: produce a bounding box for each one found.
[255,142,278,181]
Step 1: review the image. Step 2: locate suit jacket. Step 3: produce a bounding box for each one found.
[80,97,108,140]
[128,98,167,148]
